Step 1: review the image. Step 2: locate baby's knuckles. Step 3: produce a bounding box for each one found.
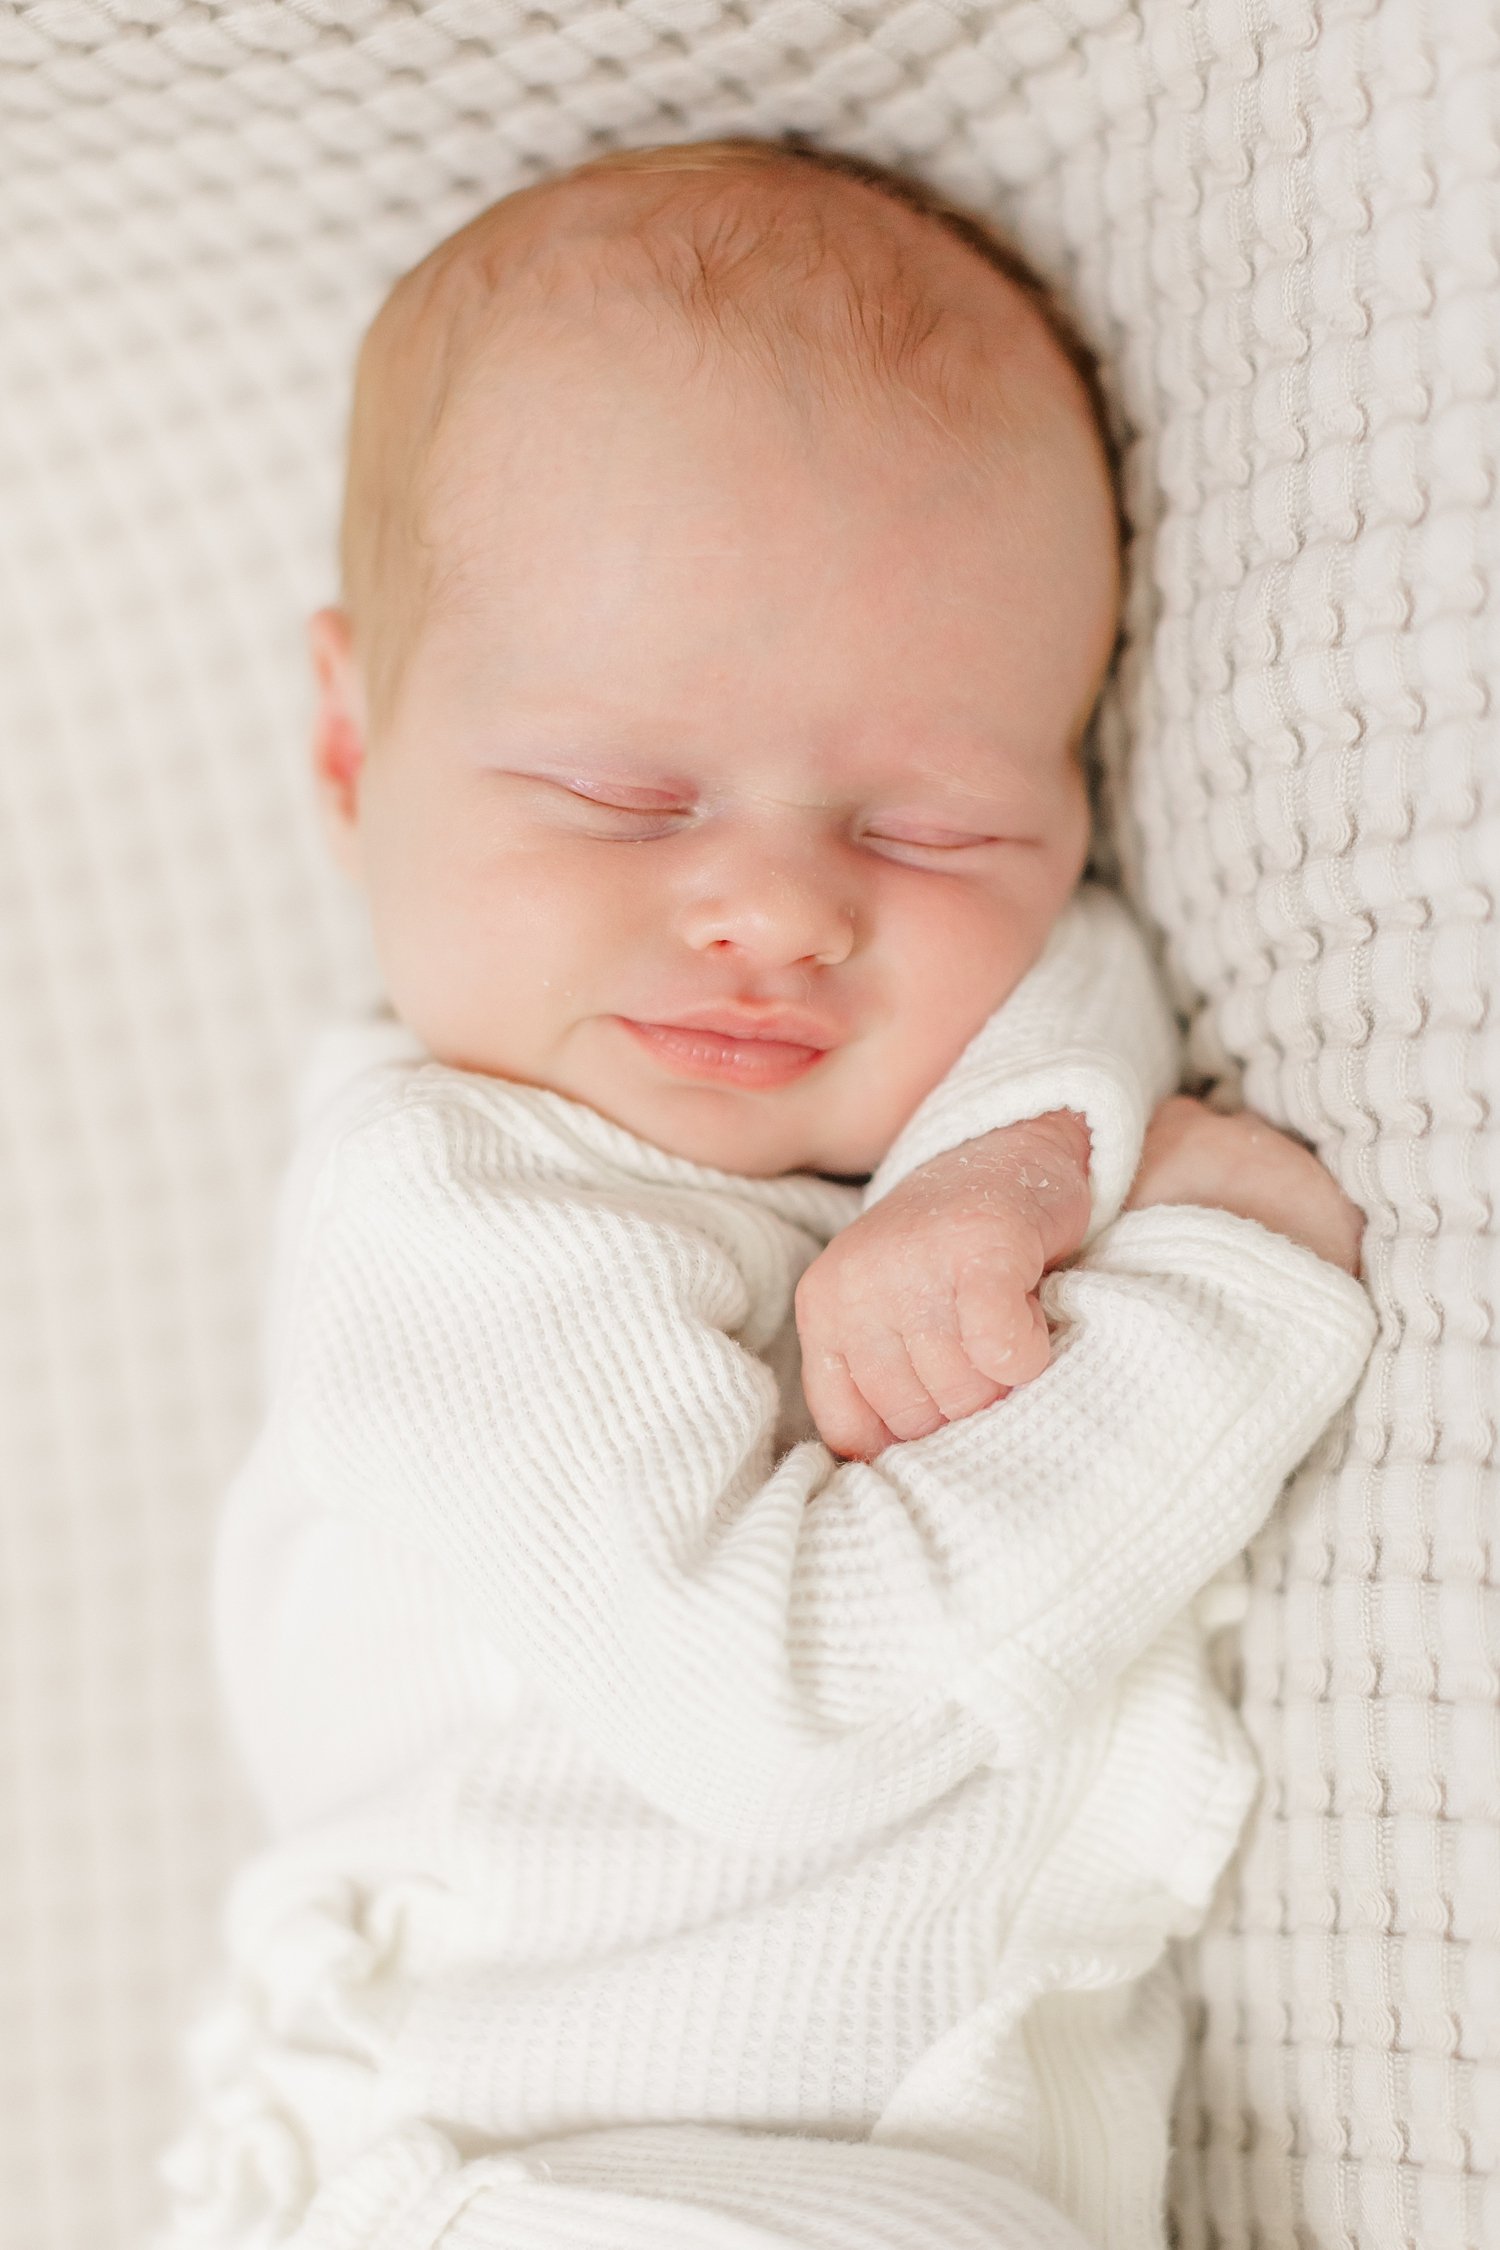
[795,1168,1049,1335]
[882,1110,1093,1270]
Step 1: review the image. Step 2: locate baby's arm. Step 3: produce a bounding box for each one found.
[275,1083,1376,1857]
[797,883,1181,1458]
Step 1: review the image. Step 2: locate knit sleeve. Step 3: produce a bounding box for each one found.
[274,1095,1377,1854]
[861,882,1183,1245]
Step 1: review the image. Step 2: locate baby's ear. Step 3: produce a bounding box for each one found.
[307,606,367,887]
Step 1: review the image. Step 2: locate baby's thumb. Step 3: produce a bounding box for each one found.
[958,1279,1050,1389]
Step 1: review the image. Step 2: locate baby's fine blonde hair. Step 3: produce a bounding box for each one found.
[339,134,1120,739]
[565,136,1113,450]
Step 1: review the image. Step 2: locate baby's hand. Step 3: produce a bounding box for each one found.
[1124,1094,1365,1277]
[795,1111,1093,1461]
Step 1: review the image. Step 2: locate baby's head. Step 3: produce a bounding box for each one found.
[310,138,1120,1179]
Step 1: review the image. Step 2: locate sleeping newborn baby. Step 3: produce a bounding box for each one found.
[153,139,1378,2250]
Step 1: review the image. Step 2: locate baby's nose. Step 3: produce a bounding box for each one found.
[678,834,857,969]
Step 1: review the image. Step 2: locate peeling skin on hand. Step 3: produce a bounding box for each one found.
[795,1110,1091,1452]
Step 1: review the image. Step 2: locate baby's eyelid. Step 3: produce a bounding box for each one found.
[555,784,1002,848]
[864,829,993,849]
[562,781,689,812]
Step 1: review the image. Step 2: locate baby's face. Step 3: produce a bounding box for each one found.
[314,311,1115,1179]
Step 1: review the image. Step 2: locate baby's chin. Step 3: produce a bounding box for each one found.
[627,1109,854,1182]
[582,1074,881,1182]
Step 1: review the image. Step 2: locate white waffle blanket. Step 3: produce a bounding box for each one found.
[1,6,1496,2248]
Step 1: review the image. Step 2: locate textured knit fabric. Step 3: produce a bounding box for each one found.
[149,886,1376,2250]
[3,11,1497,2250]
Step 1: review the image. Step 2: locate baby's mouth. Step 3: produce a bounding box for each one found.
[613,1017,832,1090]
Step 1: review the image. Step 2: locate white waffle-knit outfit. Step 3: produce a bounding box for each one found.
[153,883,1377,2250]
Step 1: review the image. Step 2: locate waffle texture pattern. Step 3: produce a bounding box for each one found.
[151,889,1374,2250]
[1,5,1496,2247]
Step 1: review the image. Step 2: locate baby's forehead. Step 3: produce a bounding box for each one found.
[341,150,1115,735]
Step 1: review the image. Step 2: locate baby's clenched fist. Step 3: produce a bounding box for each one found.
[1123,1094,1365,1276]
[795,1110,1093,1462]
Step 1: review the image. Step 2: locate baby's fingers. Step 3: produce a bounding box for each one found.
[954,1263,1051,1388]
[839,1327,947,1447]
[800,1345,899,1463]
[901,1321,1008,1428]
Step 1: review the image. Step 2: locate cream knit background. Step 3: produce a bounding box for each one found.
[0,3,1494,2247]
